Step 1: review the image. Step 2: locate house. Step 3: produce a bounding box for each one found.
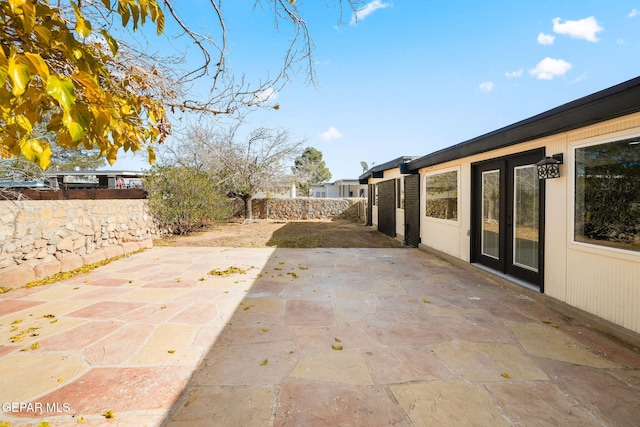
[310,179,367,198]
[362,76,640,337]
[358,156,418,242]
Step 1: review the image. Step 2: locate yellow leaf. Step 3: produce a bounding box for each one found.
[0,422,11,427]
[47,75,76,112]
[331,345,343,351]
[422,298,430,304]
[8,54,30,96]
[75,71,103,98]
[259,358,268,366]
[33,25,51,45]
[24,53,49,82]
[102,410,115,419]
[100,30,119,57]
[36,422,50,427]
[30,341,39,350]
[167,349,175,354]
[261,327,269,332]
[11,319,22,324]
[501,373,510,378]
[334,337,342,342]
[147,146,156,164]
[75,17,92,38]
[77,416,85,423]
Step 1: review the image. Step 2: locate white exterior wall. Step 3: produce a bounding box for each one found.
[418,112,640,334]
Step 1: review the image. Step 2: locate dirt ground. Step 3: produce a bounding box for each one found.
[154,219,404,248]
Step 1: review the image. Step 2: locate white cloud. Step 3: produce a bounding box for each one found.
[320,126,343,141]
[479,82,494,93]
[529,57,572,80]
[253,87,277,104]
[552,16,603,42]
[505,68,523,79]
[537,32,555,45]
[350,0,390,25]
[629,9,639,18]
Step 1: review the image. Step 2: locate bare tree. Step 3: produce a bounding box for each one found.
[161,121,305,221]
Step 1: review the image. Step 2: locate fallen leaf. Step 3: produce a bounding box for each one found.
[50,319,58,324]
[77,417,85,423]
[423,298,430,304]
[208,266,247,276]
[331,345,343,351]
[57,378,64,383]
[37,422,50,427]
[259,358,268,366]
[198,277,206,281]
[334,337,342,343]
[30,342,40,350]
[278,261,285,265]
[42,314,55,319]
[11,319,22,324]
[160,305,167,309]
[501,373,510,378]
[261,327,269,332]
[103,410,115,419]
[168,349,176,354]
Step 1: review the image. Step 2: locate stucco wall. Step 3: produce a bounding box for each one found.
[0,199,159,287]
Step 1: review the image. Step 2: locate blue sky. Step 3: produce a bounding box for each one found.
[107,0,640,180]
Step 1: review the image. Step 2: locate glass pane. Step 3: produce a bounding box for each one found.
[481,170,500,259]
[575,138,640,252]
[513,165,539,272]
[426,170,458,220]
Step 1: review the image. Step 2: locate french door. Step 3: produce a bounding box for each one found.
[472,150,545,289]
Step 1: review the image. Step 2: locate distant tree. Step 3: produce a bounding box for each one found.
[143,165,232,235]
[161,121,304,221]
[293,147,332,196]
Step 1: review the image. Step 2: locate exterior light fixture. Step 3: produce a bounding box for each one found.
[536,153,564,179]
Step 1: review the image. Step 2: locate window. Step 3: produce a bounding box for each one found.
[575,137,640,252]
[373,184,378,206]
[396,178,405,209]
[426,170,458,220]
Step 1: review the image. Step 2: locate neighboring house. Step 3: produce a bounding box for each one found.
[310,179,367,198]
[359,157,418,243]
[362,76,640,337]
[45,170,147,189]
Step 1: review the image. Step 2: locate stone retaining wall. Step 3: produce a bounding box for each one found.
[248,198,366,221]
[0,199,159,287]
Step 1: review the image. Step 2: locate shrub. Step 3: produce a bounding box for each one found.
[144,166,232,235]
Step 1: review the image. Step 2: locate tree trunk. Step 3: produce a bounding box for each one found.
[244,196,253,221]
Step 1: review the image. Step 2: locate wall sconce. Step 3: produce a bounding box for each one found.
[536,153,564,179]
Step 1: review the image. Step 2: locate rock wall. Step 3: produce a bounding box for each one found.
[0,199,159,287]
[248,198,366,221]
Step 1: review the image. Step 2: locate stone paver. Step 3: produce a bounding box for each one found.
[0,247,638,426]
